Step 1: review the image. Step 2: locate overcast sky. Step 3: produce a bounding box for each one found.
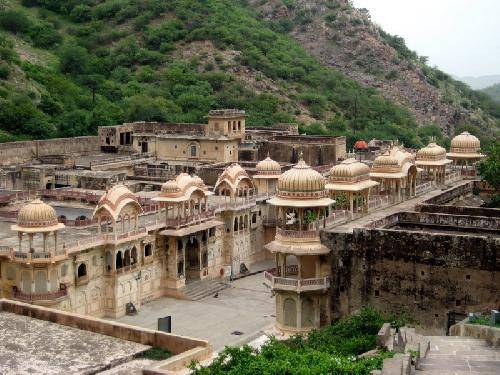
[352,0,500,77]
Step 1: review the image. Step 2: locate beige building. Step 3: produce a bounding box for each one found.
[447,131,485,172]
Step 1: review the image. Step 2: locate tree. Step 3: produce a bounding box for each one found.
[478,141,500,190]
[58,44,91,75]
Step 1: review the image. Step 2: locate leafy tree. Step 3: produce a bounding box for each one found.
[58,44,91,75]
[478,141,500,190]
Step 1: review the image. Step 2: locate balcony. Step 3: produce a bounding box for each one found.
[10,250,68,264]
[165,209,216,229]
[275,227,319,240]
[12,286,68,303]
[263,266,330,292]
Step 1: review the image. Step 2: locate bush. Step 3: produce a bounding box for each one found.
[0,10,33,34]
[0,63,10,79]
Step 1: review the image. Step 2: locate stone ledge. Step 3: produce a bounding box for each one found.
[450,319,500,347]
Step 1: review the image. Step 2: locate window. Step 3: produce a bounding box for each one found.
[374,290,380,297]
[465,274,471,280]
[190,145,197,157]
[77,263,87,278]
[145,244,152,257]
[215,146,218,151]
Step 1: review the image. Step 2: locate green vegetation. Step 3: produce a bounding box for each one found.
[470,315,500,328]
[478,141,500,208]
[0,0,497,148]
[482,83,500,103]
[142,347,172,360]
[0,0,425,146]
[190,307,410,375]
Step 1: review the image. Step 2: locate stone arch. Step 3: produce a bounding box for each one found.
[116,251,123,269]
[77,263,87,278]
[301,297,315,328]
[144,243,152,257]
[34,271,47,294]
[283,298,297,328]
[124,249,131,267]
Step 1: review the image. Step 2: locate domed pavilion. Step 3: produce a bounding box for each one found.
[415,140,451,185]
[370,145,417,203]
[252,154,281,195]
[265,153,334,333]
[446,131,485,172]
[326,158,379,218]
[12,199,65,252]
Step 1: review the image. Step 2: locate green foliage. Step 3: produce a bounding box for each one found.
[191,307,398,375]
[478,141,500,190]
[142,347,172,360]
[482,83,500,103]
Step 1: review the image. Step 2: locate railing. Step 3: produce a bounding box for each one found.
[444,171,461,184]
[264,269,330,292]
[214,197,257,212]
[415,181,435,196]
[275,227,319,239]
[12,286,67,302]
[368,196,391,211]
[165,209,216,228]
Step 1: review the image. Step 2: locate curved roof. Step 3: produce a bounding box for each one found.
[92,184,143,221]
[254,155,281,178]
[268,154,334,207]
[447,131,484,159]
[354,140,368,150]
[326,159,378,191]
[153,173,213,203]
[214,164,254,194]
[416,142,452,166]
[12,199,65,233]
[370,146,416,178]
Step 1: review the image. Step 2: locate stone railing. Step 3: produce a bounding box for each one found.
[214,197,257,212]
[264,270,330,292]
[6,249,68,263]
[444,171,461,184]
[368,195,391,211]
[415,181,435,196]
[12,286,67,302]
[165,209,216,228]
[275,227,319,239]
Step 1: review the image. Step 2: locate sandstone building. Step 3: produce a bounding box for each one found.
[0,111,496,336]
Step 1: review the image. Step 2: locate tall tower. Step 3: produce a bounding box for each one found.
[264,154,334,332]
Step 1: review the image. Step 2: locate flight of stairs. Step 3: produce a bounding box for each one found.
[180,279,229,301]
[416,336,500,374]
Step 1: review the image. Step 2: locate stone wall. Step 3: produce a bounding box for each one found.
[0,136,99,166]
[323,218,499,334]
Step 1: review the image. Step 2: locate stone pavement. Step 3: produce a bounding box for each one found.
[417,336,500,374]
[0,311,150,375]
[113,272,275,352]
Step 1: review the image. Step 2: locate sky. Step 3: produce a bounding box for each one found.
[351,0,500,77]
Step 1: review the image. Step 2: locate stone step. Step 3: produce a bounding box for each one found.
[181,280,229,301]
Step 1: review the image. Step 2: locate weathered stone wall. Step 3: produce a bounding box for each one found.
[0,136,99,166]
[323,223,499,334]
[258,140,345,166]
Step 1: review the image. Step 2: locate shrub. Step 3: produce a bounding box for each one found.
[0,10,33,34]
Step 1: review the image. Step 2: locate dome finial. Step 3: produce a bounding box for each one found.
[298,150,304,161]
[267,151,270,158]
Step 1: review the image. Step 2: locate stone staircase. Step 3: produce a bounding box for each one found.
[180,279,229,301]
[416,336,500,374]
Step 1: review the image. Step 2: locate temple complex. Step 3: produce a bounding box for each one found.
[0,111,497,340]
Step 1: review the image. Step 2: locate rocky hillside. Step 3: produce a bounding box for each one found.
[250,0,499,140]
[0,0,498,148]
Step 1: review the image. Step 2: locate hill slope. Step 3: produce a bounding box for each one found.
[249,0,499,143]
[482,83,500,103]
[0,0,498,149]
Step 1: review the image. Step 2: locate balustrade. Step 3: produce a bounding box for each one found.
[263,268,330,292]
[12,286,67,302]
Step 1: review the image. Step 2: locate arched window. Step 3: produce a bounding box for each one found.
[116,252,123,269]
[190,144,197,157]
[144,243,152,257]
[124,250,131,267]
[77,263,87,278]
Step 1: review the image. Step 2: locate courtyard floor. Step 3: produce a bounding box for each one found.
[113,272,276,352]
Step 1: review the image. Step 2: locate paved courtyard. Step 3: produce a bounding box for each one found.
[114,272,276,351]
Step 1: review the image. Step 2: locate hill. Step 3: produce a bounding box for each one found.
[482,83,500,103]
[0,0,498,148]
